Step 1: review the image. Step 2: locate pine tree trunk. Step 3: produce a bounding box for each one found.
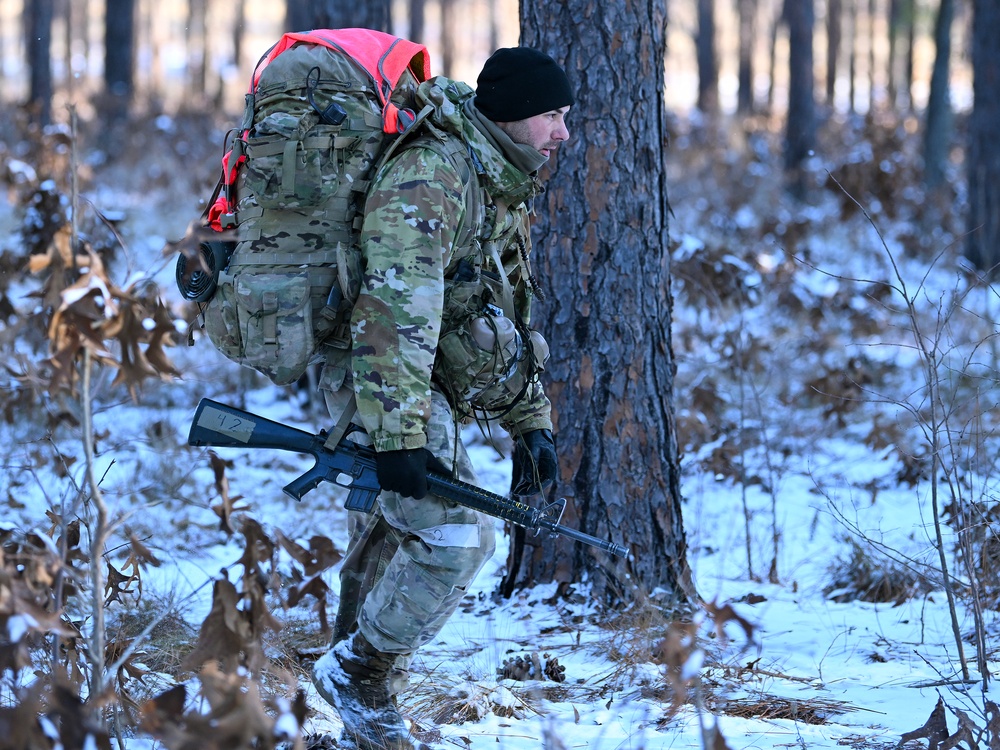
[965,0,1000,274]
[510,0,694,607]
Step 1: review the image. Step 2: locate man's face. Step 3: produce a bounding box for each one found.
[497,106,571,159]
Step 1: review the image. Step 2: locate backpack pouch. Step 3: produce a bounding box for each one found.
[203,271,315,385]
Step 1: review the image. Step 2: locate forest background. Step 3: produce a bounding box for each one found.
[4,1,1000,749]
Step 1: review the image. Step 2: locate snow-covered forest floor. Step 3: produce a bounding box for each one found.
[3,104,1000,749]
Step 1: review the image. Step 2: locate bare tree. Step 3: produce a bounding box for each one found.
[965,0,1000,274]
[511,0,694,607]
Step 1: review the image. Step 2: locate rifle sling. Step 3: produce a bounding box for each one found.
[323,395,358,452]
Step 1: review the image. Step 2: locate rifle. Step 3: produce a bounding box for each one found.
[188,398,628,558]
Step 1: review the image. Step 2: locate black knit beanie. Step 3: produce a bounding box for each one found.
[475,47,574,122]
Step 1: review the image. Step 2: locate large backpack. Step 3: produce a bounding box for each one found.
[181,29,432,385]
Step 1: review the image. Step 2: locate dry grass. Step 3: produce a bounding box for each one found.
[823,537,937,605]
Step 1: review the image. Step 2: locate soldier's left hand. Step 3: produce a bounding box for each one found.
[510,428,557,498]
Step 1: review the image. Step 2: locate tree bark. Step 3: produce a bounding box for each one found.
[511,0,694,608]
[965,0,1000,274]
[784,0,816,197]
[923,0,954,189]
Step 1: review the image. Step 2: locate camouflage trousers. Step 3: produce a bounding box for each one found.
[321,380,497,655]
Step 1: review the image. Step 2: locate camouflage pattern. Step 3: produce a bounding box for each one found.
[315,78,557,655]
[202,42,418,385]
[348,77,553,454]
[321,386,493,655]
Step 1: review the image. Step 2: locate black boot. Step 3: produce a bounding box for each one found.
[312,631,415,750]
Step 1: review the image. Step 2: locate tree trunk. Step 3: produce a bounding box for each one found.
[766,2,783,114]
[26,0,54,125]
[186,0,207,101]
[887,0,901,107]
[903,0,916,110]
[849,0,858,112]
[784,0,816,197]
[440,0,456,77]
[233,0,247,73]
[511,0,694,608]
[409,0,425,43]
[286,0,392,33]
[923,0,954,190]
[103,0,135,122]
[868,0,878,111]
[696,0,719,114]
[737,0,757,114]
[965,0,1000,274]
[488,0,500,53]
[827,0,843,106]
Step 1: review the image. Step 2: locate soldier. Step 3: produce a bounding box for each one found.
[311,47,573,750]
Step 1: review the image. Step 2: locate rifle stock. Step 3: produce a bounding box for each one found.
[188,398,628,558]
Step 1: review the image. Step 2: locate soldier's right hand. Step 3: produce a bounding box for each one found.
[375,448,442,499]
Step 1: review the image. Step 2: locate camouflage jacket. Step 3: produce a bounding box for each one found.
[350,78,553,453]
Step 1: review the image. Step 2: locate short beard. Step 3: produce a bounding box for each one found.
[496,119,534,149]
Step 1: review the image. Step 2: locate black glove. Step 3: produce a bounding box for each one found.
[375,448,448,499]
[510,429,557,498]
